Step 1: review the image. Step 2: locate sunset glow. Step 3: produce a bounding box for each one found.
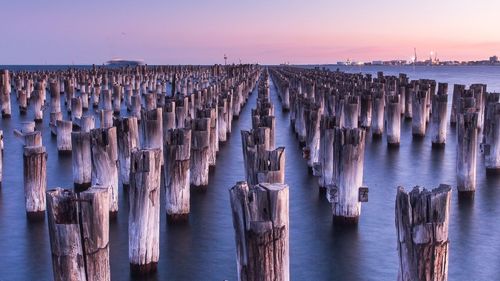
[1,0,499,64]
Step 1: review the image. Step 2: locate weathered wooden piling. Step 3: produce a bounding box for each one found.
[79,186,111,281]
[318,116,335,189]
[71,97,83,125]
[72,132,92,191]
[56,120,73,153]
[80,115,95,133]
[50,112,63,135]
[1,69,11,118]
[431,93,449,147]
[450,84,465,125]
[129,148,161,275]
[46,188,86,281]
[164,128,191,222]
[360,93,372,128]
[372,91,385,136]
[190,118,210,188]
[50,80,62,113]
[395,185,451,281]
[457,110,478,196]
[229,181,289,281]
[483,102,500,173]
[142,108,163,163]
[90,127,119,215]
[18,89,27,114]
[386,95,401,146]
[99,109,114,129]
[412,90,428,137]
[23,145,47,219]
[115,117,140,188]
[329,127,367,223]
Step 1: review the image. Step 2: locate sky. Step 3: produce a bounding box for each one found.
[1,0,499,65]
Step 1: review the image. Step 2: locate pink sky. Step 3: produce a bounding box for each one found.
[1,0,499,64]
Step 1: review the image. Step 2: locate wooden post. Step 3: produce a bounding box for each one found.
[50,112,63,135]
[50,80,62,113]
[229,181,289,281]
[371,91,385,136]
[163,100,176,131]
[412,90,427,137]
[115,117,140,188]
[129,148,161,275]
[256,147,286,184]
[23,145,47,219]
[79,186,111,281]
[71,97,83,125]
[395,185,451,281]
[90,127,119,215]
[329,127,367,223]
[457,110,478,197]
[99,109,114,129]
[56,120,73,153]
[305,104,321,168]
[318,116,335,189]
[218,97,228,142]
[431,93,448,147]
[18,89,28,114]
[80,115,95,133]
[342,96,359,129]
[72,132,92,192]
[360,92,372,128]
[1,69,12,118]
[142,108,163,164]
[190,118,210,188]
[164,128,191,222]
[386,95,401,146]
[197,107,218,167]
[241,128,272,185]
[484,103,500,173]
[46,188,86,281]
[450,84,465,125]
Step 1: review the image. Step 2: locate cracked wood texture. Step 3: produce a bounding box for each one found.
[229,181,289,281]
[396,185,451,281]
[129,148,161,274]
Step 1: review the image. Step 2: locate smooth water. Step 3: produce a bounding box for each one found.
[0,65,499,280]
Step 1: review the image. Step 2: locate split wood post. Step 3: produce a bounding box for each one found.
[92,85,101,108]
[218,97,228,142]
[129,148,162,275]
[50,112,63,135]
[360,92,372,128]
[241,128,272,185]
[404,84,413,119]
[329,127,367,223]
[23,145,47,220]
[114,117,140,188]
[305,103,321,169]
[142,108,163,164]
[163,99,176,131]
[431,93,449,147]
[71,97,83,125]
[1,69,11,118]
[18,89,28,114]
[99,109,114,129]
[50,80,62,113]
[229,181,289,281]
[32,84,45,122]
[80,115,95,133]
[318,116,335,189]
[56,120,73,153]
[102,89,112,111]
[90,127,119,215]
[456,110,478,197]
[72,132,92,192]
[395,185,451,281]
[131,95,142,121]
[112,84,122,114]
[371,90,385,136]
[256,147,286,184]
[197,107,218,167]
[342,95,359,129]
[450,84,465,125]
[190,117,210,188]
[386,95,401,146]
[46,188,86,281]
[79,186,111,281]
[164,128,191,222]
[484,103,500,173]
[412,90,428,137]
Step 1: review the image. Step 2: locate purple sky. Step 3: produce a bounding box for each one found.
[1,0,499,64]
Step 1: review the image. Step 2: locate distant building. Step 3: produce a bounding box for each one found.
[490,55,498,64]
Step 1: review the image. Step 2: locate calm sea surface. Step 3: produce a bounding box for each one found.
[0,65,499,280]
